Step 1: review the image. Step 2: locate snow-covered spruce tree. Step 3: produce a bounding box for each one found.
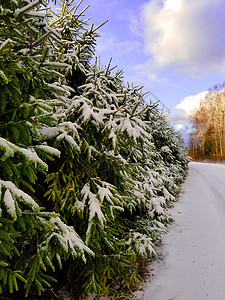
[146,107,189,187]
[0,0,93,297]
[39,2,143,294]
[32,1,189,298]
[128,106,189,241]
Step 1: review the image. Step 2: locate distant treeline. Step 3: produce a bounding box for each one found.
[189,83,225,160]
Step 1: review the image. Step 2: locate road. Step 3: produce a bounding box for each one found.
[135,162,225,300]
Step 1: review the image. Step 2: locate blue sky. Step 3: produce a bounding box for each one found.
[54,0,225,138]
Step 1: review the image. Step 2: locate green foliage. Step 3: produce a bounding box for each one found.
[204,139,213,157]
[0,0,93,298]
[0,0,189,298]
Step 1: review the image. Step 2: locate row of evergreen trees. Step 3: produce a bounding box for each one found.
[0,0,189,298]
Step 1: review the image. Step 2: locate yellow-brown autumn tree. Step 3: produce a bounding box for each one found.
[189,83,225,160]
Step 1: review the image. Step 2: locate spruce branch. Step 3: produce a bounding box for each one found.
[12,19,33,29]
[93,20,108,33]
[71,0,85,15]
[105,57,112,75]
[14,0,42,17]
[131,101,141,117]
[0,39,13,53]
[112,104,126,116]
[38,47,50,70]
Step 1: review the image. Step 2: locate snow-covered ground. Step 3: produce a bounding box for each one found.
[134,162,225,300]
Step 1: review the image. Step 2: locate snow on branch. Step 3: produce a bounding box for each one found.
[41,217,94,263]
[0,179,39,219]
[0,137,48,170]
[41,122,81,151]
[127,231,156,258]
[34,145,61,157]
[81,183,106,243]
[147,197,170,223]
[0,38,13,53]
[3,189,16,219]
[14,0,40,17]
[81,183,106,224]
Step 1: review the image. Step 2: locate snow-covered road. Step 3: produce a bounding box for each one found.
[135,162,225,300]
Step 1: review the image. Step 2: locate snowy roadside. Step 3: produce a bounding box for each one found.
[134,162,225,300]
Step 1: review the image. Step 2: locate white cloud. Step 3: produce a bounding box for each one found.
[175,91,208,116]
[142,0,225,77]
[169,91,208,131]
[117,8,143,38]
